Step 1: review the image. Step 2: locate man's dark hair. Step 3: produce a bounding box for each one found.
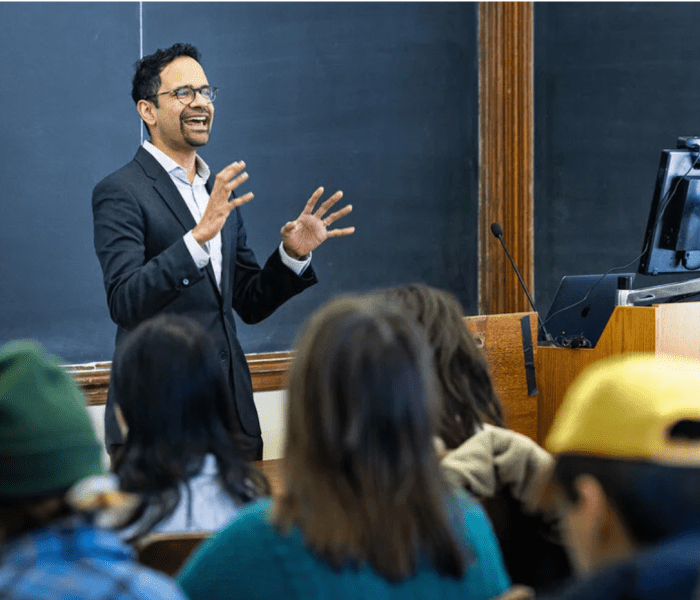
[555,454,700,546]
[131,42,201,106]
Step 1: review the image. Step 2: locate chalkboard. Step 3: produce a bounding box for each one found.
[0,2,479,363]
[534,2,700,312]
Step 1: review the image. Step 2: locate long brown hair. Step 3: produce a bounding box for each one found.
[274,296,468,581]
[378,284,504,448]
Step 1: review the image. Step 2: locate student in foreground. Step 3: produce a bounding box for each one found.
[536,353,700,600]
[111,314,269,542]
[0,341,188,600]
[379,283,571,592]
[178,296,510,599]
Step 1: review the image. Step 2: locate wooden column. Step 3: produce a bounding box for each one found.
[478,2,534,315]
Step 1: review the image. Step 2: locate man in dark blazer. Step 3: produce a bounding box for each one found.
[93,43,353,461]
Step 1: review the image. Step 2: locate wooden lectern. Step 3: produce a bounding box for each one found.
[537,302,700,444]
[464,312,539,442]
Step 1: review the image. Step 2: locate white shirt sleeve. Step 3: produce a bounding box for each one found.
[278,242,311,276]
[184,231,210,269]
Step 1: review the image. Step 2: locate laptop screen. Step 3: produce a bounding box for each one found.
[541,273,635,348]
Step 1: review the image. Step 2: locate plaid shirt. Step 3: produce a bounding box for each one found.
[0,517,188,599]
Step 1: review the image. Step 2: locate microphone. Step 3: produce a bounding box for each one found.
[490,223,553,343]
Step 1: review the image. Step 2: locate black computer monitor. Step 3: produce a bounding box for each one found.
[638,137,700,276]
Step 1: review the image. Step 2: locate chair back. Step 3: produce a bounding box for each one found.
[136,531,210,576]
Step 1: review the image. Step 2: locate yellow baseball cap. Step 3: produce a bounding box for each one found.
[546,353,700,465]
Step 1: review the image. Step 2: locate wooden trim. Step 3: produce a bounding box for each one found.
[65,351,295,406]
[478,2,534,315]
[246,351,294,392]
[66,362,111,407]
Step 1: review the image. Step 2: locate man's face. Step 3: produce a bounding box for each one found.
[554,474,633,576]
[558,491,596,575]
[150,56,214,153]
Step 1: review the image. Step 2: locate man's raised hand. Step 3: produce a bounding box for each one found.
[192,161,254,247]
[280,187,354,260]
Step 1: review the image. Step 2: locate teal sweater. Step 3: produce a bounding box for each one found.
[178,493,510,600]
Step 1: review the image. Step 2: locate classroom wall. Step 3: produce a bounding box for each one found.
[87,389,287,465]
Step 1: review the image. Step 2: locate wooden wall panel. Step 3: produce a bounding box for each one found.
[478,2,534,315]
[67,352,294,407]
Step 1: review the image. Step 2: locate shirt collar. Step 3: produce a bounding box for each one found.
[142,140,211,183]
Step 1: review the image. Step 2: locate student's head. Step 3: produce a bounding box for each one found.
[111,314,267,539]
[111,314,235,455]
[377,283,503,448]
[132,43,214,151]
[544,354,700,575]
[0,341,105,541]
[276,295,467,581]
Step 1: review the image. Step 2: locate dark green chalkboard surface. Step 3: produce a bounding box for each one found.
[0,2,478,363]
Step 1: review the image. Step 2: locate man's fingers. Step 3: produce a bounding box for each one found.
[213,161,248,196]
[229,191,254,208]
[325,226,355,238]
[228,171,249,190]
[280,221,297,235]
[315,190,344,219]
[220,160,246,177]
[302,187,325,214]
[217,160,245,175]
[322,204,352,226]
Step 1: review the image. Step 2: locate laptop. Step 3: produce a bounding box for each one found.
[540,273,635,348]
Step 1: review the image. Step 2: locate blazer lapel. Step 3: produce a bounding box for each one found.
[135,147,197,232]
[135,147,220,290]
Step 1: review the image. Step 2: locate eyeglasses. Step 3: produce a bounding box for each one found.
[148,85,218,105]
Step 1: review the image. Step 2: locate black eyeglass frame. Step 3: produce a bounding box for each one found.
[146,85,218,105]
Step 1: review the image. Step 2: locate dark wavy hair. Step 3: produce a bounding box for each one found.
[110,314,268,542]
[274,296,469,581]
[377,284,504,449]
[131,42,201,106]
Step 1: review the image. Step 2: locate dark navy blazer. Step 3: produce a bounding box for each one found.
[92,147,316,448]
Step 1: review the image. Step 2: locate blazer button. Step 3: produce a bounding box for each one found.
[219,351,228,361]
[182,278,190,286]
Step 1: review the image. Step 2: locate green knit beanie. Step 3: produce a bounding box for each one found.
[0,341,104,498]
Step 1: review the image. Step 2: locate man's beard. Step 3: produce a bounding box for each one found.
[182,127,210,148]
[180,113,211,147]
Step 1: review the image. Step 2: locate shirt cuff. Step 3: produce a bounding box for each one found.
[184,231,210,269]
[278,242,311,275]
